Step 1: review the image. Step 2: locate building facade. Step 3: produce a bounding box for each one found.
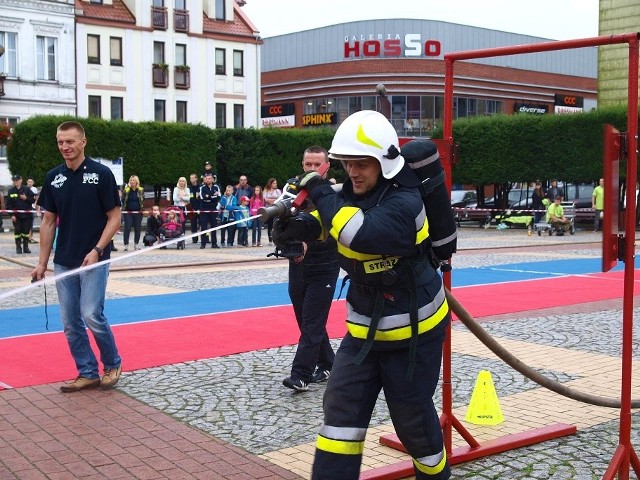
[0,0,76,183]
[259,20,599,136]
[75,0,262,127]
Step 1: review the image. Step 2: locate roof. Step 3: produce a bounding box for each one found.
[203,1,259,40]
[75,0,136,24]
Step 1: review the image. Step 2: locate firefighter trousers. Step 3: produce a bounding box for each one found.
[311,326,450,480]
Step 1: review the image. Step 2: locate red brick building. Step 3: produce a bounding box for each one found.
[259,19,597,135]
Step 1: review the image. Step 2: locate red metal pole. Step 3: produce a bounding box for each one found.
[604,33,640,480]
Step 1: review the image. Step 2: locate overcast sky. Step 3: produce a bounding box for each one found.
[242,0,599,40]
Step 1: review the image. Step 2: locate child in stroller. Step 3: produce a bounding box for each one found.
[160,206,186,249]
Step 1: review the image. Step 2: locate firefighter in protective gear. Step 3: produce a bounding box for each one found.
[273,110,450,479]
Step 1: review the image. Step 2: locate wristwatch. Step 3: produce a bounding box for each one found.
[93,246,104,256]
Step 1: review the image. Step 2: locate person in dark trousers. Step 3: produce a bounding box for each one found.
[199,171,221,248]
[6,174,35,254]
[282,146,340,392]
[32,120,122,393]
[188,173,201,243]
[274,110,451,479]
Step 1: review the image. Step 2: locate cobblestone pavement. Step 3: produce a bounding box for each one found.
[2,225,640,479]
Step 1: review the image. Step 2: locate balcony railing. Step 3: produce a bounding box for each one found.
[174,66,190,89]
[0,74,5,97]
[152,64,168,87]
[151,6,168,30]
[174,9,189,32]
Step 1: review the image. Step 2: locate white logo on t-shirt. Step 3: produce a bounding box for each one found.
[83,173,99,184]
[51,173,67,189]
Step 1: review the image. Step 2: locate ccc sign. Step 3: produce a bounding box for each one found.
[261,103,295,118]
[554,94,583,108]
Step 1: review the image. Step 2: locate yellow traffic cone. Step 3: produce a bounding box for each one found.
[464,370,504,426]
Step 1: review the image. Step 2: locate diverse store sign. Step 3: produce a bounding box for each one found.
[514,103,548,115]
[343,33,442,58]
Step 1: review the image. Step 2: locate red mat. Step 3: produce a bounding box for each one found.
[0,271,634,389]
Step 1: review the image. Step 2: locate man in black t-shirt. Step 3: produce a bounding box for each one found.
[32,121,123,393]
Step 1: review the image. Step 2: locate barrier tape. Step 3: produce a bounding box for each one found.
[0,209,246,215]
[0,213,263,303]
[452,206,593,214]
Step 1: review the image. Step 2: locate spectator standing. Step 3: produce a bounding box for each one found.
[547,179,564,202]
[281,145,340,392]
[32,120,122,392]
[531,181,546,224]
[249,185,265,246]
[263,178,282,244]
[592,178,605,232]
[198,172,221,249]
[202,160,215,180]
[273,111,451,479]
[219,185,237,247]
[122,175,144,251]
[188,173,201,243]
[234,196,252,247]
[234,175,252,202]
[26,176,39,244]
[7,174,35,254]
[173,176,190,235]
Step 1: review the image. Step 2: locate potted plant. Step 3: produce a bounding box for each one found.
[175,65,190,72]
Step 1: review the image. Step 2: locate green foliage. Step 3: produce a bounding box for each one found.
[432,105,631,187]
[8,107,633,192]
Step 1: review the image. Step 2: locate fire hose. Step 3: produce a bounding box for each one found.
[261,174,640,409]
[445,288,640,409]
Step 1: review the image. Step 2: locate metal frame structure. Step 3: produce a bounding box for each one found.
[365,32,640,480]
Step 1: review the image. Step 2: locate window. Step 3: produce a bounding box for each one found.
[175,0,186,8]
[215,103,226,128]
[174,0,189,32]
[87,34,100,64]
[152,0,167,30]
[215,48,225,75]
[110,37,122,66]
[215,0,226,20]
[153,41,165,64]
[233,104,244,128]
[233,50,243,77]
[111,97,123,120]
[36,36,56,81]
[90,0,103,3]
[0,32,17,77]
[175,43,186,66]
[88,95,101,118]
[176,101,187,123]
[154,99,166,122]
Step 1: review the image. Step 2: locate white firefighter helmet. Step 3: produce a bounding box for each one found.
[328,110,405,179]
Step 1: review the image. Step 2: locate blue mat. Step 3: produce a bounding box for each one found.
[0,258,627,339]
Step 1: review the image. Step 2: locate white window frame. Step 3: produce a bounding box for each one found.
[36,35,56,81]
[0,32,18,77]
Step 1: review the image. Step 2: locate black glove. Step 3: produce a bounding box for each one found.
[273,217,310,248]
[298,171,328,196]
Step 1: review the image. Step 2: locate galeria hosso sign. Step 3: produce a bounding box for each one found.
[343,34,442,58]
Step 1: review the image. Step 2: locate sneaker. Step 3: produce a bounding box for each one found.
[134,244,141,251]
[257,244,262,247]
[221,242,226,248]
[123,245,128,252]
[200,244,206,249]
[212,244,220,249]
[100,365,122,390]
[311,369,331,384]
[60,376,100,393]
[283,377,308,392]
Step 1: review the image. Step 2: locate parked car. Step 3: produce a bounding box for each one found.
[450,189,477,208]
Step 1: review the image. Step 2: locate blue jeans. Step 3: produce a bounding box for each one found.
[54,263,121,379]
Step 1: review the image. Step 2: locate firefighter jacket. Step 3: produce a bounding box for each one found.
[6,185,35,219]
[300,177,449,354]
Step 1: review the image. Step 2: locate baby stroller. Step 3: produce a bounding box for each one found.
[160,206,186,249]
